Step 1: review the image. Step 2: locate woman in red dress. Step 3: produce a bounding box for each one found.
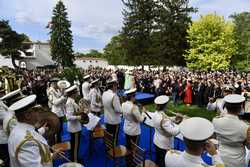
[184,79,192,106]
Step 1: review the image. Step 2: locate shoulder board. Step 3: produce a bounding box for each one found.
[15,130,51,164]
[246,126,250,143]
[15,131,35,163]
[169,150,181,155]
[25,130,34,140]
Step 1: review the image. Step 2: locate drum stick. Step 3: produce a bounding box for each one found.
[48,145,72,162]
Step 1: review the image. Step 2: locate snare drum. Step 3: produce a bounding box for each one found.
[59,162,84,167]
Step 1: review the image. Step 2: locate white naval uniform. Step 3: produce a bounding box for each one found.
[122,101,145,136]
[74,80,81,95]
[216,99,227,117]
[2,111,17,135]
[51,89,67,118]
[206,99,227,117]
[47,86,55,109]
[81,81,90,101]
[1,101,17,143]
[102,89,122,125]
[165,150,225,167]
[213,114,249,167]
[152,111,180,150]
[8,122,52,167]
[0,101,9,144]
[65,97,82,133]
[89,88,102,113]
[207,102,217,111]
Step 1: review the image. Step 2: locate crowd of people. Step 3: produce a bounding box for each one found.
[4,67,249,108]
[0,66,250,167]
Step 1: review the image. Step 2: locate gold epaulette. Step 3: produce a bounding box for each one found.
[169,150,181,155]
[131,104,140,123]
[15,131,52,165]
[202,163,224,167]
[6,116,16,135]
[246,126,250,143]
[215,164,225,167]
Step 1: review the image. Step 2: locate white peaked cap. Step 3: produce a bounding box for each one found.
[223,94,245,104]
[124,88,137,95]
[0,89,21,101]
[90,79,100,85]
[154,95,169,105]
[9,95,37,112]
[65,85,78,93]
[180,117,214,141]
[83,75,90,79]
[57,80,71,89]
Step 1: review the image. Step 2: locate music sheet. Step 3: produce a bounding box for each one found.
[84,113,101,130]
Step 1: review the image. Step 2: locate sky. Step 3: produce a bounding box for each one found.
[0,0,250,53]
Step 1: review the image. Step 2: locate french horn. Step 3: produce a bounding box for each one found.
[75,98,90,124]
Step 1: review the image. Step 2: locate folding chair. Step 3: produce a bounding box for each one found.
[89,125,105,156]
[103,130,127,167]
[126,141,158,167]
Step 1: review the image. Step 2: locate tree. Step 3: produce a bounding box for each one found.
[0,20,27,68]
[121,0,156,66]
[153,0,197,66]
[185,14,237,71]
[103,34,128,65]
[230,12,250,71]
[74,50,103,58]
[85,49,103,58]
[50,0,74,67]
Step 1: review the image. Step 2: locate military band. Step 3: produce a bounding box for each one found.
[0,70,250,167]
[8,95,53,167]
[213,94,249,167]
[0,89,23,167]
[65,85,82,163]
[165,117,225,167]
[102,79,122,145]
[0,99,11,167]
[81,75,91,101]
[51,80,70,143]
[122,88,145,151]
[89,79,103,117]
[152,95,182,167]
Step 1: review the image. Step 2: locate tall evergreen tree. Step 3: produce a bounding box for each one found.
[121,0,156,66]
[154,0,197,66]
[50,0,74,67]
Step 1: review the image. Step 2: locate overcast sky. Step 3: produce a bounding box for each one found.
[0,0,250,52]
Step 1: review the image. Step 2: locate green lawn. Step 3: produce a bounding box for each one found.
[145,101,217,121]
